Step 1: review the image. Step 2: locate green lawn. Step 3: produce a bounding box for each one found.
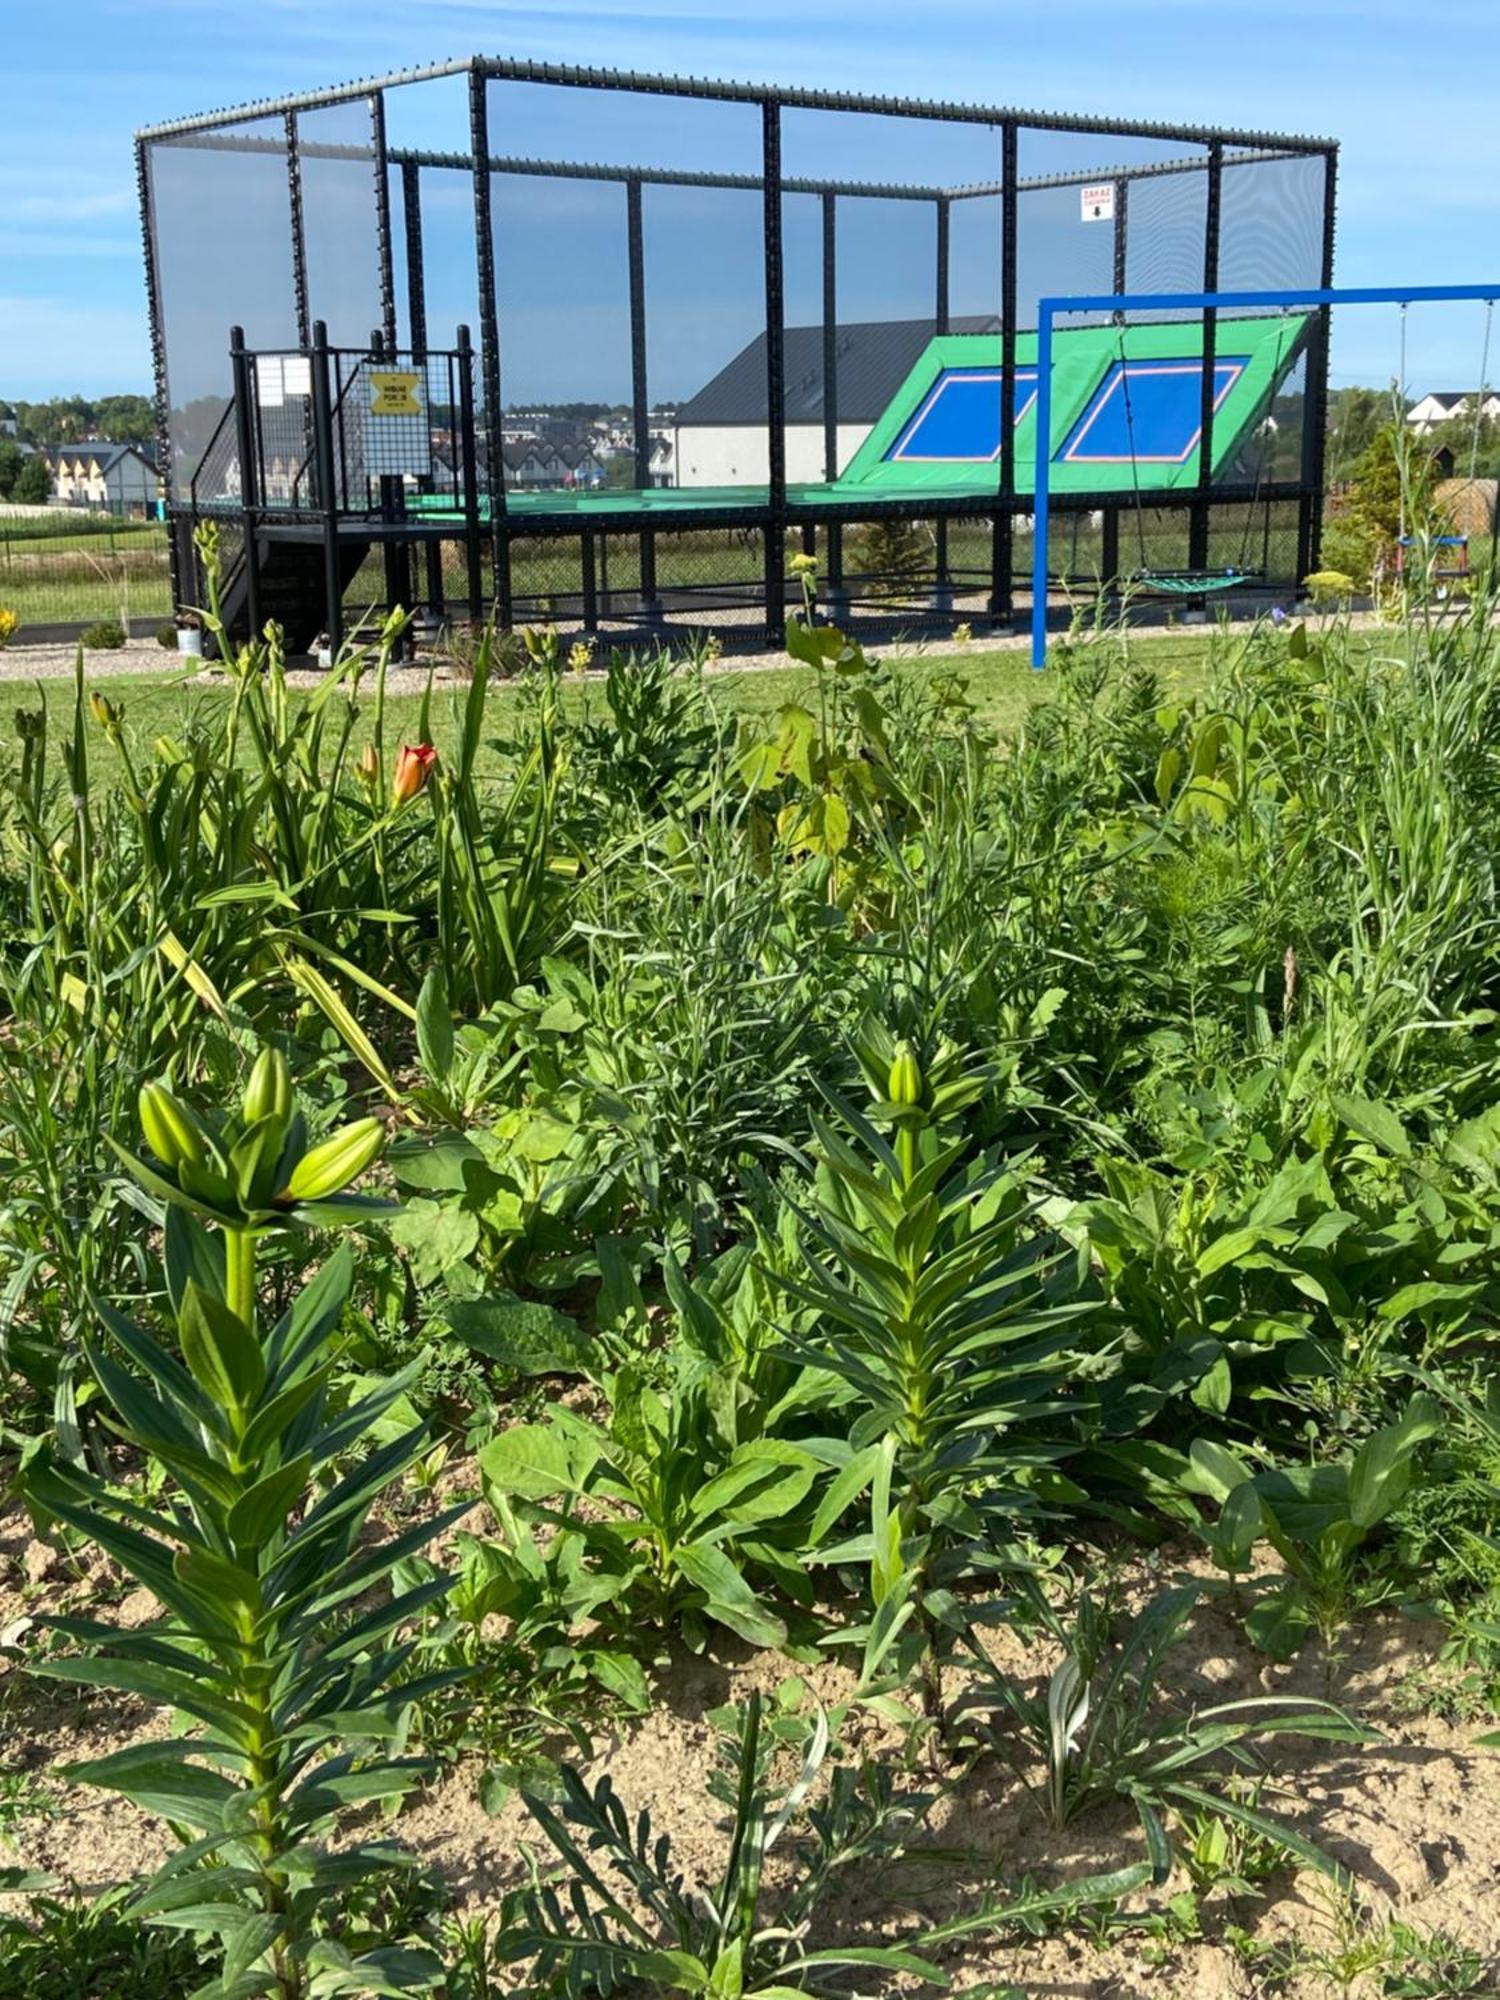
[61,631,1229,793]
[0,520,173,626]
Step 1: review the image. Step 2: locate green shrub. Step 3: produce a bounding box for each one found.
[78,618,126,650]
[845,516,930,597]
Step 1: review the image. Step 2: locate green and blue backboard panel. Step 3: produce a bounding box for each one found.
[885,367,1039,463]
[837,315,1306,498]
[1054,356,1247,466]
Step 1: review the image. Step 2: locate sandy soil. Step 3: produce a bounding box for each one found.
[3,1486,1498,1999]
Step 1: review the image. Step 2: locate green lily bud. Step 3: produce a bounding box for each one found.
[888,1042,923,1111]
[282,1117,385,1202]
[139,1082,211,1174]
[242,1048,292,1130]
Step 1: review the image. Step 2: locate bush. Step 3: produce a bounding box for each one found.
[79,618,127,650]
[846,517,931,598]
[11,454,51,505]
[155,621,177,648]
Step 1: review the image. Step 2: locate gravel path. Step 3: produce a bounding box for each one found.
[0,604,1412,689]
[0,625,1035,690]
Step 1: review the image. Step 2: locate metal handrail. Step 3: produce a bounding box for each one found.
[187,400,237,513]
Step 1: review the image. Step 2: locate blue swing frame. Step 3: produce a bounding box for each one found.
[1030,282,1500,669]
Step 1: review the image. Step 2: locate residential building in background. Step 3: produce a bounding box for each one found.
[42,440,160,513]
[1407,390,1500,435]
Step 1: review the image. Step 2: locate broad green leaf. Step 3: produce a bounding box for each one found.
[446,1294,592,1377]
[478,1422,599,1502]
[1183,1437,1253,1502]
[585,1648,651,1711]
[1329,1091,1410,1158]
[1245,1582,1312,1661]
[1189,1350,1232,1415]
[706,1939,744,1998]
[688,1442,818,1532]
[805,1440,884,1546]
[673,1541,786,1649]
[385,1134,483,1194]
[227,1454,312,1547]
[414,967,454,1082]
[64,1744,241,1833]
[179,1280,265,1414]
[1348,1394,1441,1530]
[388,1199,481,1287]
[1378,1280,1482,1323]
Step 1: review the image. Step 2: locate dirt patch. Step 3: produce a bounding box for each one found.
[4,1496,1498,1996]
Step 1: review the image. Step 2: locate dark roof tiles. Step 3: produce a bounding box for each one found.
[676,315,999,426]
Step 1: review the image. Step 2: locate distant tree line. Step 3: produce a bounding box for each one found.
[2,394,157,447]
[1326,384,1500,485]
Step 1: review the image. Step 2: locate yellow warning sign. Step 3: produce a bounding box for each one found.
[368,370,422,416]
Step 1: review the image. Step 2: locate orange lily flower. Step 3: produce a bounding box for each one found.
[392,743,436,805]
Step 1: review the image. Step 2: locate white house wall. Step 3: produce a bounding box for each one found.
[672,423,871,489]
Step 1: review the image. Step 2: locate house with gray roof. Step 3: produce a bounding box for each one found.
[672,315,1000,489]
[1407,390,1500,437]
[44,440,160,514]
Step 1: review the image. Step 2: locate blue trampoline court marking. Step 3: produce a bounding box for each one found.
[886,366,1039,463]
[1058,357,1248,465]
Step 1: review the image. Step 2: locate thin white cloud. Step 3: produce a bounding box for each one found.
[5,190,134,224]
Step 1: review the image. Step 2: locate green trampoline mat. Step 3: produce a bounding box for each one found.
[409,481,947,521]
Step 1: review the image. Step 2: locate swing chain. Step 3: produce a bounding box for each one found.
[1467,298,1494,489]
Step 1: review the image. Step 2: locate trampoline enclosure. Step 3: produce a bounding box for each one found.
[136,59,1337,645]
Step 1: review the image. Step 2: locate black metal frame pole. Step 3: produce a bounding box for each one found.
[456,322,484,625]
[372,91,397,351]
[370,326,410,633]
[373,96,413,643]
[1101,508,1120,593]
[1188,140,1224,576]
[991,120,1018,623]
[627,175,658,616]
[229,325,262,641]
[134,136,178,595]
[934,193,952,599]
[581,530,598,631]
[1106,174,1129,589]
[309,318,343,651]
[762,98,788,647]
[402,161,429,355]
[821,189,846,614]
[469,65,510,628]
[403,159,445,621]
[286,112,311,347]
[1299,146,1339,584]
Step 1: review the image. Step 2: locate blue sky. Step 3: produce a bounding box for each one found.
[4,0,1497,401]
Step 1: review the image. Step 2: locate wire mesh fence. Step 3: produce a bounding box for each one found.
[0,515,174,631]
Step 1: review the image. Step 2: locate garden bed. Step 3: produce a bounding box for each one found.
[2,579,1500,1998]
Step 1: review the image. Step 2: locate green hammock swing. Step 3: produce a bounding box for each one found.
[1111,311,1293,600]
[1129,567,1251,596]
